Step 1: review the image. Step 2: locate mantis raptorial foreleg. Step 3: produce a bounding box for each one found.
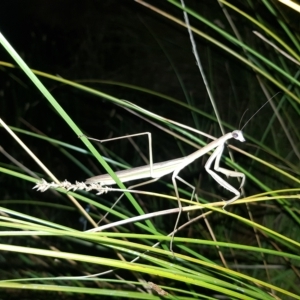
[205,142,245,210]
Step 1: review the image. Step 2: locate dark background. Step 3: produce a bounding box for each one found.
[1,1,299,297]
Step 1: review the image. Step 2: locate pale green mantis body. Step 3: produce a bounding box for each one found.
[85,130,246,251]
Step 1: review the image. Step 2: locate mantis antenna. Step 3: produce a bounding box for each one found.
[240,92,280,131]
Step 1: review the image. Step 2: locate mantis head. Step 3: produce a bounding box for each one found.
[232,130,245,142]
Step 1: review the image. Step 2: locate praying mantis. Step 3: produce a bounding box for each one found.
[84,129,247,252]
[34,99,271,252]
[83,100,271,251]
[85,130,246,207]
